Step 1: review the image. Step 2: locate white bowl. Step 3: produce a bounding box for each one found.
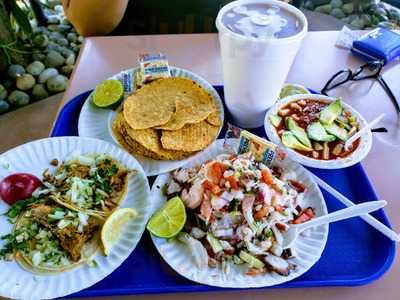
[264,94,372,169]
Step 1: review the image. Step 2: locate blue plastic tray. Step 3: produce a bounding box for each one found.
[51,86,395,297]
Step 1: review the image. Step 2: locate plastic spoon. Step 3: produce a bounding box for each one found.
[345,113,385,150]
[282,200,387,249]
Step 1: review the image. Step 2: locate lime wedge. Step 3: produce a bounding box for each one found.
[147,196,186,238]
[101,208,138,256]
[92,79,124,108]
[279,83,310,100]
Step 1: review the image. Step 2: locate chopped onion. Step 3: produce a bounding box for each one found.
[178,233,208,269]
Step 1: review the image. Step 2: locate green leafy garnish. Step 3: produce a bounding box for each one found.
[5,197,39,221]
[264,228,273,239]
[0,229,29,259]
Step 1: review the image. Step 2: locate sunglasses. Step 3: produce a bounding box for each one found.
[321,61,400,114]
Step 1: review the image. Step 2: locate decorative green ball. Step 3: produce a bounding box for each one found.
[0,84,8,99]
[45,50,65,68]
[8,90,30,107]
[47,75,68,92]
[7,64,25,79]
[0,99,10,114]
[38,68,59,83]
[32,33,49,48]
[331,8,345,19]
[16,74,36,91]
[65,54,75,65]
[27,61,45,76]
[32,52,46,61]
[60,65,74,76]
[330,0,343,9]
[32,84,49,100]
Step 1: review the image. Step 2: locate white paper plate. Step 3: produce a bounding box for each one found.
[150,139,328,288]
[78,66,224,176]
[264,94,373,169]
[0,137,151,299]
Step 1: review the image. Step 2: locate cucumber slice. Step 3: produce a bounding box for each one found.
[320,99,342,125]
[307,121,337,142]
[239,250,265,269]
[323,122,348,141]
[281,131,313,152]
[206,233,223,254]
[335,119,351,131]
[269,114,282,127]
[286,117,312,148]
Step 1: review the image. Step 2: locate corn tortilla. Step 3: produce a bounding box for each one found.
[161,121,219,152]
[156,79,215,130]
[112,112,194,160]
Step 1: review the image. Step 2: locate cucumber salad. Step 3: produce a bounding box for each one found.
[162,152,315,276]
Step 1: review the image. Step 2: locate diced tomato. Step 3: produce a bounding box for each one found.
[212,162,228,179]
[293,208,314,224]
[228,154,237,160]
[293,213,310,224]
[275,205,286,213]
[304,207,315,218]
[245,268,264,276]
[288,179,306,193]
[261,169,273,185]
[275,223,287,231]
[226,176,239,190]
[254,206,269,220]
[202,180,221,195]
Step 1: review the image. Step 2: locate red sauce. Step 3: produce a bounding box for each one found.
[275,99,360,160]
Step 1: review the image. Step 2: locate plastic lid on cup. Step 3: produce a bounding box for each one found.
[216,0,307,41]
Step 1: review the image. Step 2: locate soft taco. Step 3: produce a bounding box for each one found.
[46,153,130,218]
[13,203,100,274]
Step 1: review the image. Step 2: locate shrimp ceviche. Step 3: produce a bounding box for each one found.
[164,152,315,276]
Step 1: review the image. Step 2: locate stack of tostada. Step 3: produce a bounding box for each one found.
[112,77,222,160]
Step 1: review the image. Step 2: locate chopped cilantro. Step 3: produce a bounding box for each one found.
[229,199,241,211]
[5,197,39,222]
[264,228,273,239]
[0,229,30,259]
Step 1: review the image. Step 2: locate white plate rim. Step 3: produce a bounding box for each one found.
[78,66,225,176]
[149,139,329,288]
[0,136,152,299]
[264,94,373,169]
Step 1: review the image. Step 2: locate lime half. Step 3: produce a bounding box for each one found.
[147,196,186,238]
[93,79,124,108]
[101,208,138,256]
[279,83,310,100]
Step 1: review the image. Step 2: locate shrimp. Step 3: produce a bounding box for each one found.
[200,195,212,224]
[181,179,204,209]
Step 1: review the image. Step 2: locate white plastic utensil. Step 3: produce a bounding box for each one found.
[345,113,385,150]
[282,200,387,249]
[308,171,400,242]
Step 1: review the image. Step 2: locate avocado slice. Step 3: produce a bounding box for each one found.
[269,114,282,127]
[320,99,343,124]
[281,131,313,152]
[307,121,337,142]
[239,250,265,269]
[286,117,312,148]
[323,122,348,141]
